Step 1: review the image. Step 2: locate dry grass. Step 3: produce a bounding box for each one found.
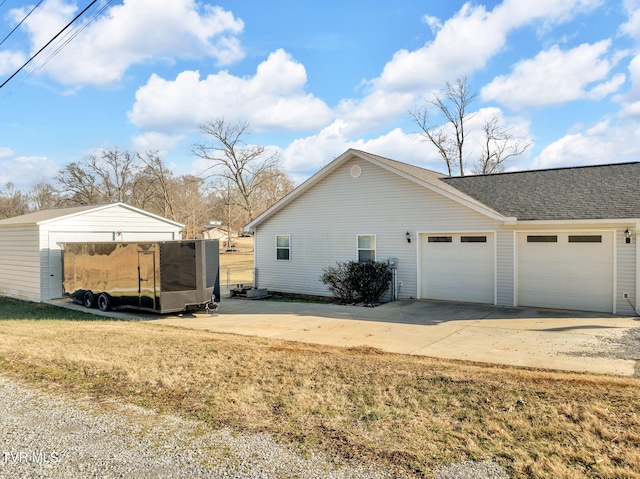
[219,251,254,289]
[0,297,639,478]
[219,251,254,269]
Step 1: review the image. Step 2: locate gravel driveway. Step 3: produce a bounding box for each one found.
[0,376,509,479]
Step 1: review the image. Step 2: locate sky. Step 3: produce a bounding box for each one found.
[1,0,640,192]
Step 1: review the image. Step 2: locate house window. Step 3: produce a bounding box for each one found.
[568,235,602,243]
[461,236,487,243]
[357,235,376,262]
[527,235,557,243]
[276,235,290,260]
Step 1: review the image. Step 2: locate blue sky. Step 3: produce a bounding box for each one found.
[1,0,639,191]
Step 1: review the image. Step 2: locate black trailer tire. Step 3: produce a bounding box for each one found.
[83,291,95,308]
[97,293,110,312]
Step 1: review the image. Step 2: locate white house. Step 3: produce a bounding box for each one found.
[246,149,640,315]
[0,202,183,303]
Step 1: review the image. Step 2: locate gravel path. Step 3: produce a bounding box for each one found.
[0,376,510,479]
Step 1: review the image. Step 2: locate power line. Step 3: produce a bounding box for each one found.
[0,0,99,91]
[27,0,113,80]
[0,0,44,48]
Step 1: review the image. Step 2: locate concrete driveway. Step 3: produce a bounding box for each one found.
[147,299,640,377]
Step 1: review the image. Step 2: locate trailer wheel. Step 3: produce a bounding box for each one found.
[97,293,110,312]
[82,291,95,308]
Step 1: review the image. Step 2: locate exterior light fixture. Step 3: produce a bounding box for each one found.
[405,231,412,243]
[625,228,632,244]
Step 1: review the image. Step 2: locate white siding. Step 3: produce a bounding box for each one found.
[616,227,636,316]
[496,230,515,306]
[0,226,41,302]
[255,158,498,298]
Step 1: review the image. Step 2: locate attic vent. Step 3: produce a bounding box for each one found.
[350,165,362,178]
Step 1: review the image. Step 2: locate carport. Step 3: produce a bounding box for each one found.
[0,203,183,303]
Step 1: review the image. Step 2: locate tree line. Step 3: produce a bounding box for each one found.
[0,119,295,239]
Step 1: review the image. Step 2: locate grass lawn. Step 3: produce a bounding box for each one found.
[0,296,638,478]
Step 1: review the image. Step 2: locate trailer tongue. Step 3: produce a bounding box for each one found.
[61,239,220,314]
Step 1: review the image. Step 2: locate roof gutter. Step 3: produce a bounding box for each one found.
[502,218,639,226]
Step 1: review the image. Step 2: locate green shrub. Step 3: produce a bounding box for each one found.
[321,261,392,306]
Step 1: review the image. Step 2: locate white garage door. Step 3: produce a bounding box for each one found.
[420,233,495,304]
[517,232,614,313]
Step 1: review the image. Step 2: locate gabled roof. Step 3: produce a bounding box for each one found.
[0,202,184,227]
[246,149,508,229]
[247,149,640,229]
[443,162,640,221]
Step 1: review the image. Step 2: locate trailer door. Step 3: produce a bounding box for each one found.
[138,251,157,310]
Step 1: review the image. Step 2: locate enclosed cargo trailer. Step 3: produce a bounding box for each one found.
[61,239,220,314]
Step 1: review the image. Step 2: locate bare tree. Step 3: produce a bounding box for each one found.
[474,117,531,175]
[171,175,210,239]
[56,148,141,205]
[28,180,61,211]
[90,148,139,203]
[409,77,529,176]
[55,162,102,205]
[409,77,477,176]
[251,167,295,215]
[136,151,177,219]
[0,182,29,219]
[192,118,286,222]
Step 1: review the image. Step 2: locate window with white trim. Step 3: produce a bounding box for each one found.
[276,235,290,260]
[357,234,376,262]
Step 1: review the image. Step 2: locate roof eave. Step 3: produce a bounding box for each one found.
[37,202,185,228]
[509,217,640,226]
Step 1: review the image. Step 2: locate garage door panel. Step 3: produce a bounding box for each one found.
[420,233,494,304]
[517,232,613,313]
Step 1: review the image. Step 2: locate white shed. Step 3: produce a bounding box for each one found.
[0,202,183,303]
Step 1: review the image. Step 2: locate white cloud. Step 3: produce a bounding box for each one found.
[0,50,26,76]
[374,0,602,96]
[481,41,626,108]
[531,119,640,169]
[0,155,59,190]
[280,107,533,183]
[131,132,185,156]
[621,0,640,38]
[334,0,603,135]
[0,147,15,158]
[128,49,332,132]
[10,0,244,86]
[616,53,640,117]
[422,15,443,34]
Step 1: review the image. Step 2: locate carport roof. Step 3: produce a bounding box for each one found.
[0,202,184,227]
[442,162,640,221]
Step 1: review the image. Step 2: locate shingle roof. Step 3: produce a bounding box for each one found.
[442,162,640,220]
